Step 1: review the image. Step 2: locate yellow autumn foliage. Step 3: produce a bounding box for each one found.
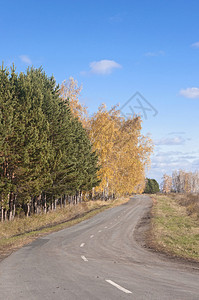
[60,77,88,127]
[60,78,153,197]
[89,104,153,196]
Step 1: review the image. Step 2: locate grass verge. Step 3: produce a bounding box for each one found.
[0,197,129,261]
[149,194,199,262]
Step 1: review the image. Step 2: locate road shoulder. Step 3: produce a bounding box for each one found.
[134,194,199,271]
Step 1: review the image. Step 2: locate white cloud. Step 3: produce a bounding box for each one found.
[155,151,182,157]
[89,59,122,75]
[180,87,199,99]
[192,159,199,167]
[154,136,186,146]
[168,131,186,135]
[191,42,199,48]
[147,149,199,183]
[19,55,32,65]
[154,150,197,161]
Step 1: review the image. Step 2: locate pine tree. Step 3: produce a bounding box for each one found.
[144,178,160,194]
[7,68,51,215]
[0,65,15,220]
[70,118,100,197]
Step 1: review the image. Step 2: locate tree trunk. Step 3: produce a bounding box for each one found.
[54,199,57,211]
[9,192,15,221]
[79,191,82,203]
[1,206,4,222]
[30,197,34,215]
[76,192,79,204]
[92,187,95,200]
[4,209,8,221]
[103,188,105,201]
[9,210,12,221]
[44,194,47,214]
[35,200,37,214]
[13,195,16,219]
[64,194,66,207]
[26,203,30,217]
[36,195,41,214]
[69,195,73,206]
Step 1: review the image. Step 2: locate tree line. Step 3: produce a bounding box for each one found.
[161,170,199,193]
[60,78,153,198]
[0,67,99,221]
[0,67,153,221]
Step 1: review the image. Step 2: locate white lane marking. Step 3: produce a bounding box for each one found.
[90,235,94,238]
[98,230,102,232]
[106,280,132,294]
[81,255,88,262]
[80,243,85,247]
[104,226,108,228]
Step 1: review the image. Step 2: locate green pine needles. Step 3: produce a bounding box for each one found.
[144,178,160,194]
[0,65,100,220]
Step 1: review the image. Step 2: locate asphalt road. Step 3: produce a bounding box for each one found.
[0,195,199,300]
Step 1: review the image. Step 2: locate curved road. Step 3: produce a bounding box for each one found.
[0,195,199,299]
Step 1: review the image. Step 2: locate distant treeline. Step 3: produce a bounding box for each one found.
[144,178,160,194]
[161,170,199,193]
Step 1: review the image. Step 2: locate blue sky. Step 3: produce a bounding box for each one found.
[1,0,199,183]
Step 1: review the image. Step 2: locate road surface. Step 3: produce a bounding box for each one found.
[0,195,199,299]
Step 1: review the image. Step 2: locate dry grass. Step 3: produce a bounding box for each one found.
[0,197,129,260]
[0,201,106,239]
[171,193,199,218]
[150,195,199,262]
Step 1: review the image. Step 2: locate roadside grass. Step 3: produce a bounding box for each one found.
[150,195,199,262]
[0,197,129,260]
[173,193,199,218]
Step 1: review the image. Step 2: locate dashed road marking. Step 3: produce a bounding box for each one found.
[80,243,85,248]
[98,230,102,233]
[104,226,108,228]
[81,255,88,262]
[90,235,94,238]
[106,279,132,294]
